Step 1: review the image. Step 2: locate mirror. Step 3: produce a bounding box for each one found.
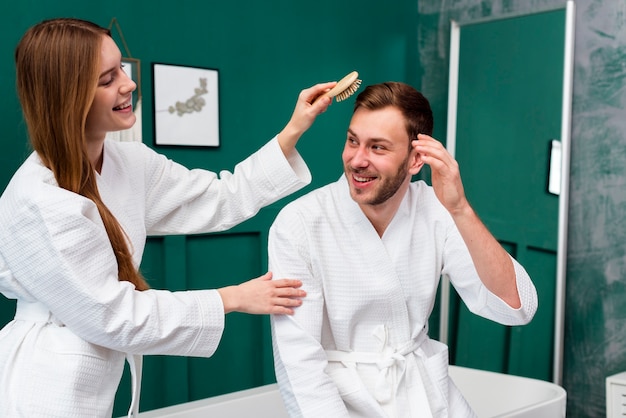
[440,0,575,385]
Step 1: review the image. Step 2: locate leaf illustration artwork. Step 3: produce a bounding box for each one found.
[168,78,209,116]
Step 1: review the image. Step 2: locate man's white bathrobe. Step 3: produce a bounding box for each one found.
[0,137,311,417]
[269,175,538,418]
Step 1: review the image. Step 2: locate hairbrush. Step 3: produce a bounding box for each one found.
[315,71,362,103]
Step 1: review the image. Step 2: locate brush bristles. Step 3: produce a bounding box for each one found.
[335,79,362,102]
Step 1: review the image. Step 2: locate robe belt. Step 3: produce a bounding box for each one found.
[15,300,65,326]
[126,353,143,418]
[325,328,433,417]
[13,300,142,418]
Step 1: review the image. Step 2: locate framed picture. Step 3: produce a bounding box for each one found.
[152,63,220,147]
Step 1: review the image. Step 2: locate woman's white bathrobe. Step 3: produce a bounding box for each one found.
[0,137,311,417]
[269,175,538,418]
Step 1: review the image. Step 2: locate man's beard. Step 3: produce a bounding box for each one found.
[347,153,409,206]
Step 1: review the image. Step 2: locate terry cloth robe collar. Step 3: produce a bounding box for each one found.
[328,176,444,416]
[335,175,412,333]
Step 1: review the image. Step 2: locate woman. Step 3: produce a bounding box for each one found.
[0,18,334,417]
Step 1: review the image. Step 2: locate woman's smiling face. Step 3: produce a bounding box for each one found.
[84,35,137,143]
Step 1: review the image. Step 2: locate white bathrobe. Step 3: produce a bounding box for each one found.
[0,137,311,417]
[269,175,538,418]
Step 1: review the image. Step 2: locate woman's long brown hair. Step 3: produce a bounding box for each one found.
[15,18,149,291]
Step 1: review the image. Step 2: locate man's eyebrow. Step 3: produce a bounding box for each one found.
[370,137,393,144]
[350,130,392,143]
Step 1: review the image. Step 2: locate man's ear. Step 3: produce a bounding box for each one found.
[408,147,425,175]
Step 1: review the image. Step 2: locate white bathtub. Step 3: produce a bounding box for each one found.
[136,384,287,418]
[136,365,566,418]
[448,366,566,418]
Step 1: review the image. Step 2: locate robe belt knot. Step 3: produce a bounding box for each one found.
[374,342,417,403]
[325,327,430,411]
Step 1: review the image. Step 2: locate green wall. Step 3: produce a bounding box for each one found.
[0,0,422,414]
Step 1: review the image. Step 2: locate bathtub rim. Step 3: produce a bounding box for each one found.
[449,364,567,417]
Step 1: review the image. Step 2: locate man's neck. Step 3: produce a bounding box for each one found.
[359,186,408,238]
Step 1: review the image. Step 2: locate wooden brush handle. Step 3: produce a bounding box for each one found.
[314,71,359,102]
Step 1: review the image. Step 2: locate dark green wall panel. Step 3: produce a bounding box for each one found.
[508,246,556,380]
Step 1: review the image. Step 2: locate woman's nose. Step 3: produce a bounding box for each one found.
[120,71,137,95]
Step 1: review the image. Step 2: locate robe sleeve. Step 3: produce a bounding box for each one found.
[268,207,350,417]
[0,187,225,357]
[141,136,311,235]
[442,222,538,326]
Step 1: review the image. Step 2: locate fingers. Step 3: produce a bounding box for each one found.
[272,278,302,288]
[414,135,467,213]
[255,272,301,287]
[306,82,337,113]
[266,278,306,299]
[268,276,306,315]
[242,273,307,315]
[304,81,337,103]
[270,294,304,315]
[414,134,444,155]
[275,294,304,306]
[414,134,455,169]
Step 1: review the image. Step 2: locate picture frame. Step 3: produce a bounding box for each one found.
[152,63,220,147]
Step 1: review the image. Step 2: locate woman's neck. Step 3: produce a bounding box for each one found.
[86,136,105,174]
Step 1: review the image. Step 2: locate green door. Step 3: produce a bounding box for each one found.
[447,9,566,381]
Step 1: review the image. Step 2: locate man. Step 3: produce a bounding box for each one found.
[268,82,538,417]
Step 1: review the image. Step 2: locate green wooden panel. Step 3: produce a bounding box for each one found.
[114,232,269,416]
[508,246,556,380]
[450,241,516,372]
[450,9,565,381]
[452,303,510,372]
[185,232,266,399]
